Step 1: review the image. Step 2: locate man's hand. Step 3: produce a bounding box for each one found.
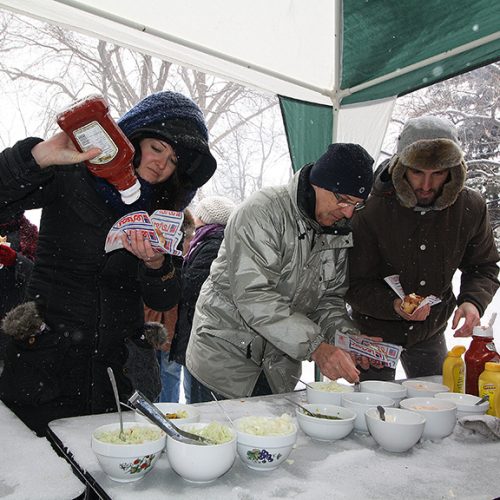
[311,342,360,383]
[31,131,101,168]
[452,302,480,337]
[393,298,430,321]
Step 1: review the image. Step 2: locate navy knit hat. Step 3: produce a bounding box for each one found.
[118,91,216,187]
[309,143,374,200]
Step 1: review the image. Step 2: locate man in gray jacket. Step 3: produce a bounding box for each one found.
[186,143,374,401]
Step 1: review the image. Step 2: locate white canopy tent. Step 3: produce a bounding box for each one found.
[0,0,498,168]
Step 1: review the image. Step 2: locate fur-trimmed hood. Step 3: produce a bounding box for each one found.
[387,117,467,210]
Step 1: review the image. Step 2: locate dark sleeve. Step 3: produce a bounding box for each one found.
[139,254,182,311]
[457,197,499,315]
[346,210,402,320]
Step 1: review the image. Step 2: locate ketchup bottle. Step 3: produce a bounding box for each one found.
[57,95,141,204]
[464,315,500,396]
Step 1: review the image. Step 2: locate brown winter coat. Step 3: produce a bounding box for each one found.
[346,162,499,347]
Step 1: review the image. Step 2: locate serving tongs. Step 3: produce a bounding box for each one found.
[127,390,213,446]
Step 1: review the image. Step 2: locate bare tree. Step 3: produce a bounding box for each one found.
[0,10,290,196]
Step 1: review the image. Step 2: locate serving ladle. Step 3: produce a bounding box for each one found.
[107,367,125,441]
[127,390,214,446]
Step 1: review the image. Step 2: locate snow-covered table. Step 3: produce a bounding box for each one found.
[0,401,85,500]
[47,390,500,500]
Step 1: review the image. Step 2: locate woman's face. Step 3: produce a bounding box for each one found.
[136,138,178,184]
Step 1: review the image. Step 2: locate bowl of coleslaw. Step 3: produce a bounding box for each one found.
[91,422,165,482]
[234,414,297,471]
[166,421,237,483]
[306,380,354,406]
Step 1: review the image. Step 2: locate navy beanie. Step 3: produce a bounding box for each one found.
[309,143,374,200]
[118,91,216,187]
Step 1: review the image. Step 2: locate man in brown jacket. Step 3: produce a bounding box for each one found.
[346,116,499,380]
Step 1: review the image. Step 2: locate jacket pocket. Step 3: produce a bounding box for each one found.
[0,331,64,405]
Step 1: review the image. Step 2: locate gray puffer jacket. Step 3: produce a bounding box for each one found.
[186,166,356,398]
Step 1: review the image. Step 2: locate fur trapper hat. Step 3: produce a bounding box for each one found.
[389,116,466,210]
[194,196,236,226]
[118,91,217,188]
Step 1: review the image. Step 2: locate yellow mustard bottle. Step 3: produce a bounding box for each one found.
[478,362,500,416]
[442,345,466,393]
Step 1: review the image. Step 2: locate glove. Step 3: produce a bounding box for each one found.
[0,244,17,267]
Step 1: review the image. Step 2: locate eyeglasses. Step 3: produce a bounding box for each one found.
[333,192,365,211]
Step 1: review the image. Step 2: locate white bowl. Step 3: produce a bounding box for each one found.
[135,402,200,426]
[341,392,395,432]
[306,380,354,405]
[400,397,457,440]
[295,404,356,441]
[166,422,237,483]
[91,422,165,482]
[234,416,297,471]
[365,407,426,453]
[434,392,489,418]
[359,380,407,406]
[402,379,449,398]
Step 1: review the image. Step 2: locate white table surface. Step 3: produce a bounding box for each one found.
[47,387,500,500]
[0,401,85,500]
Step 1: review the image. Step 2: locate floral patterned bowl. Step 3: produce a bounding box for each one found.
[234,416,297,471]
[91,422,165,482]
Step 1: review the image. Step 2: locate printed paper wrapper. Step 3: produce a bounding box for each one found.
[335,331,402,369]
[384,274,441,312]
[0,238,11,269]
[105,210,184,257]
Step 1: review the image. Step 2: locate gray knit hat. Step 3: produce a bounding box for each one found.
[194,196,236,225]
[390,116,466,210]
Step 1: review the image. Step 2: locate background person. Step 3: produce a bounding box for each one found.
[346,116,499,380]
[0,211,38,364]
[186,143,375,402]
[169,195,236,403]
[0,91,216,434]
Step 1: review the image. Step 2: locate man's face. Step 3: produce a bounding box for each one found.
[405,167,450,207]
[312,185,364,226]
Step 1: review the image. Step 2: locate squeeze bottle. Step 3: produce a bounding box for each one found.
[478,362,500,416]
[464,314,499,396]
[56,95,141,204]
[442,345,466,393]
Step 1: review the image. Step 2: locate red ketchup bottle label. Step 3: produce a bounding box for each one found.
[57,95,141,204]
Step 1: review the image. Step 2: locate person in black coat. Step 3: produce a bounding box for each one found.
[169,196,236,402]
[0,91,216,435]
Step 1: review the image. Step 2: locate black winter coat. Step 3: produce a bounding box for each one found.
[170,227,224,365]
[0,138,181,434]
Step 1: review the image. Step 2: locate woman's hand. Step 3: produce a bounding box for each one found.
[31,131,101,168]
[121,230,165,269]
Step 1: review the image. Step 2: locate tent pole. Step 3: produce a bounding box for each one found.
[330,0,343,145]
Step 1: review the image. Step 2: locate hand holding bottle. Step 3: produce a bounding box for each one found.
[31,131,101,169]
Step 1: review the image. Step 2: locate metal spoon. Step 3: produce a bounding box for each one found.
[354,381,361,392]
[127,390,214,446]
[284,397,337,420]
[377,405,386,421]
[290,375,315,390]
[475,394,489,406]
[210,391,234,425]
[107,366,125,441]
